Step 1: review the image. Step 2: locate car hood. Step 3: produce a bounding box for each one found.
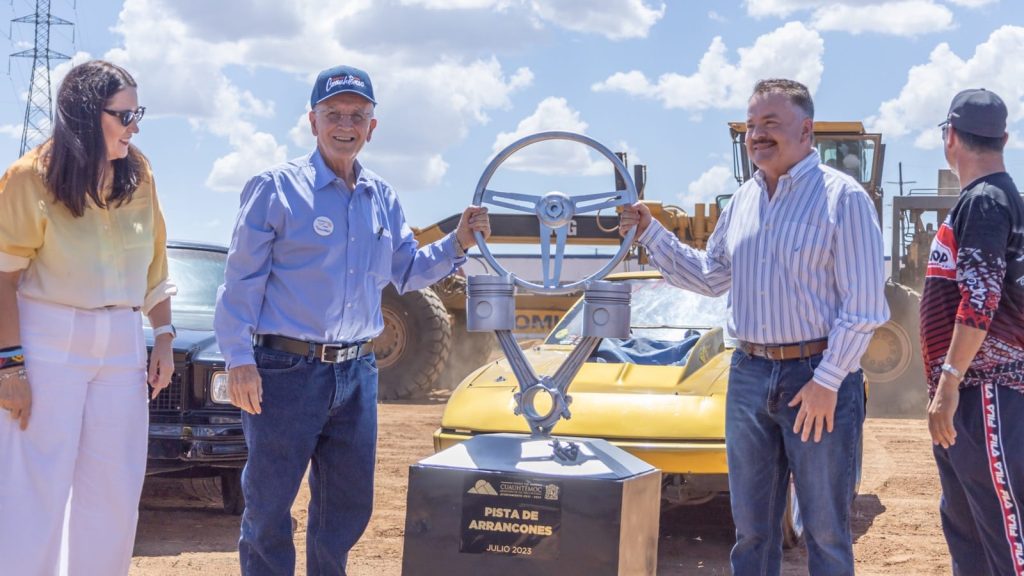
[145,328,223,365]
[441,345,732,441]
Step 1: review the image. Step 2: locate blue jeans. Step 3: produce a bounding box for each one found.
[239,346,379,576]
[933,383,1024,576]
[726,350,864,576]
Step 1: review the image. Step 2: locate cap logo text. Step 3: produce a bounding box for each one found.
[326,75,366,91]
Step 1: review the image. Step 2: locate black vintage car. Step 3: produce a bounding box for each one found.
[145,241,246,514]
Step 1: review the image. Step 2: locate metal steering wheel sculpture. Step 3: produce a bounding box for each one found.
[472,131,638,295]
[468,131,637,439]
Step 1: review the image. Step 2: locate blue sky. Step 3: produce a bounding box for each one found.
[1,0,1022,250]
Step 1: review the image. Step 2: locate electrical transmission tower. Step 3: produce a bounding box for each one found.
[10,0,72,155]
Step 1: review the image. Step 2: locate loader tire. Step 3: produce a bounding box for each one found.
[861,281,927,417]
[374,286,452,401]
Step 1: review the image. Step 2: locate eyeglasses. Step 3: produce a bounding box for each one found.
[940,122,950,141]
[317,110,372,127]
[103,106,146,127]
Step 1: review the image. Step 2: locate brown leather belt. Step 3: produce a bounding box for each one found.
[737,339,828,361]
[254,334,373,364]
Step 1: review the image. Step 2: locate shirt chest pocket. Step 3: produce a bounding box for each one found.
[115,197,154,250]
[367,228,393,283]
[772,221,831,271]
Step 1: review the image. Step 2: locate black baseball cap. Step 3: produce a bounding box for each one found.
[939,88,1007,138]
[310,65,376,108]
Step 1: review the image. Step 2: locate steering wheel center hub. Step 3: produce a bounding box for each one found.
[536,192,575,228]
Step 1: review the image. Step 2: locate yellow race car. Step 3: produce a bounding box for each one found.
[436,273,733,494]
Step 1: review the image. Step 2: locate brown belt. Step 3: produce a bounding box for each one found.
[254,334,373,364]
[737,339,828,361]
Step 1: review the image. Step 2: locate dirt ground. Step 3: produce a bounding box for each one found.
[130,404,950,576]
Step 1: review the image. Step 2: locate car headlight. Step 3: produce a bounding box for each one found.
[210,371,231,404]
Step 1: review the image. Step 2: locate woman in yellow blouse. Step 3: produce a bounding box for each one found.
[0,60,175,575]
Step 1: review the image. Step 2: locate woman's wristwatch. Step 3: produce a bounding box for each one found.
[153,324,176,339]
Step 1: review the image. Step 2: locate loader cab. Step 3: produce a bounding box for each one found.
[728,121,886,217]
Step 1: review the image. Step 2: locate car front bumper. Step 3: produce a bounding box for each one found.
[146,420,247,475]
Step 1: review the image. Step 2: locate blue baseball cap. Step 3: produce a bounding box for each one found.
[310,65,376,108]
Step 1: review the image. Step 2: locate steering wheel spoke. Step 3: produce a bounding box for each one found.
[571,190,630,214]
[481,188,543,214]
[539,223,570,289]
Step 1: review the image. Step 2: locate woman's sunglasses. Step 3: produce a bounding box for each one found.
[103,106,146,127]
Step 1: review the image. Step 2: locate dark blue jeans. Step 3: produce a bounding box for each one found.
[239,346,378,576]
[726,350,864,576]
[933,383,1024,576]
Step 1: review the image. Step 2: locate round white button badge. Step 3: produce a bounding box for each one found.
[313,216,334,237]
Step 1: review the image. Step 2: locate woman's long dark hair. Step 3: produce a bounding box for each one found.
[44,60,143,218]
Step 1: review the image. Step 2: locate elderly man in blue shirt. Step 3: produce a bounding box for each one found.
[214,65,490,576]
[620,78,888,575]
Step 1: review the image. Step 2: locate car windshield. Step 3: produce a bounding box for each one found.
[544,278,729,345]
[144,247,226,331]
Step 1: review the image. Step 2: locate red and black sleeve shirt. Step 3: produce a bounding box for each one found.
[920,172,1024,397]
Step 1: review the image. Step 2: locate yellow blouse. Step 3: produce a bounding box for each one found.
[0,146,175,314]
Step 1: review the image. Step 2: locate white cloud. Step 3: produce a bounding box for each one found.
[289,111,315,149]
[0,124,21,140]
[592,22,824,112]
[531,0,666,40]
[362,58,532,189]
[946,0,997,6]
[104,0,535,193]
[205,129,288,192]
[745,0,827,17]
[867,25,1024,149]
[747,0,957,37]
[400,0,511,8]
[811,1,952,36]
[399,0,665,40]
[708,10,727,22]
[679,165,734,208]
[360,151,451,192]
[488,97,610,176]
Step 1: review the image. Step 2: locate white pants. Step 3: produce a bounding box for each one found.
[0,297,149,576]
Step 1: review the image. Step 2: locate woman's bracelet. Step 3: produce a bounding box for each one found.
[0,345,24,359]
[0,354,25,370]
[0,367,27,383]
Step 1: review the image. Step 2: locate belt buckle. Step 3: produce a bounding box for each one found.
[321,344,343,363]
[321,344,356,363]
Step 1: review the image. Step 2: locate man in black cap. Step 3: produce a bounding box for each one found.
[920,88,1024,575]
[215,65,490,575]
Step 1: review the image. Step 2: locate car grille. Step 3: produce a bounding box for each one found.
[150,356,187,413]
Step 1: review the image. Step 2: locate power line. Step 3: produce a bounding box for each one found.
[10,0,72,155]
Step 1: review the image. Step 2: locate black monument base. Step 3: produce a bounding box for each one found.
[401,433,661,575]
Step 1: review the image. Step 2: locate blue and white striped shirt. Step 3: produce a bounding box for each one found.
[639,150,888,390]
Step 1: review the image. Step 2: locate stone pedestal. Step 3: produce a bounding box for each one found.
[401,434,660,576]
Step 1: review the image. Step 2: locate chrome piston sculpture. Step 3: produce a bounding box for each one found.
[401,132,660,576]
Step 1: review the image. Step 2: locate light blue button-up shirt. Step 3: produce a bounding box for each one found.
[214,149,465,368]
[639,150,889,390]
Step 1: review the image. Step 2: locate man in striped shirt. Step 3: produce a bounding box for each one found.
[922,89,1024,576]
[620,78,887,575]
